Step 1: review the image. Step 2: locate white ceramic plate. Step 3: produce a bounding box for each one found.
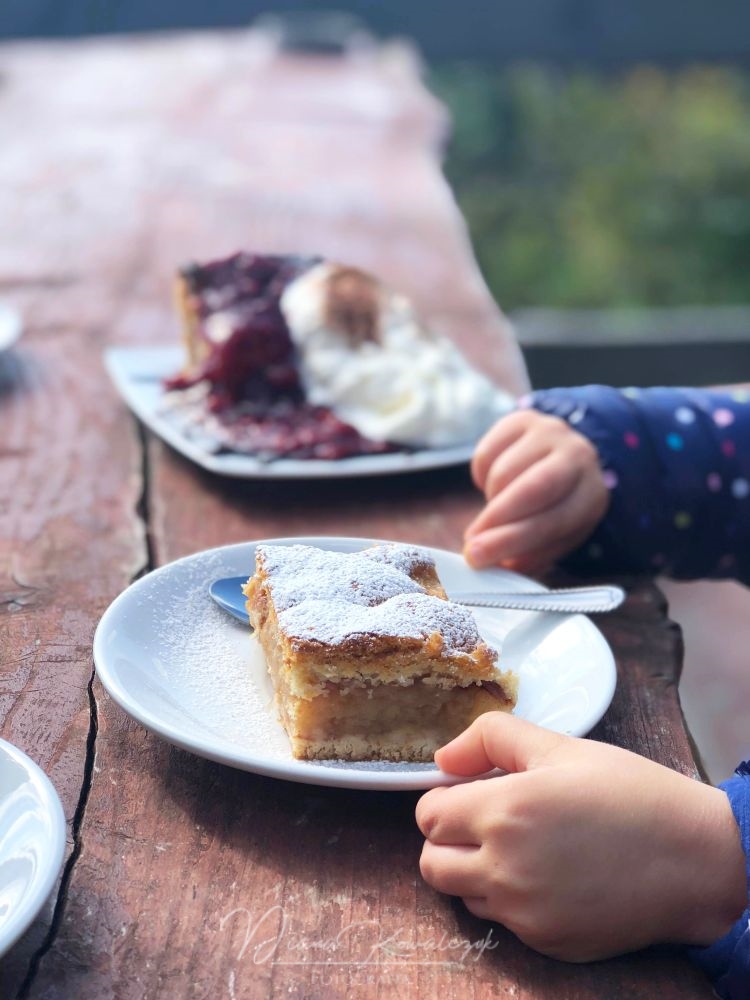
[93,537,617,791]
[104,347,500,479]
[0,740,66,956]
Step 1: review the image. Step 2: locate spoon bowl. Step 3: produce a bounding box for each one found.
[209,576,252,624]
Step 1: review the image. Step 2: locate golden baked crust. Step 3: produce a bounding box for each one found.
[173,273,206,372]
[243,543,518,762]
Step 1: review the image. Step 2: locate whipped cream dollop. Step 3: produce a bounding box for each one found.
[280,263,513,449]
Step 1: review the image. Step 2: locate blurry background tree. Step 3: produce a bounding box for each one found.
[433,62,750,311]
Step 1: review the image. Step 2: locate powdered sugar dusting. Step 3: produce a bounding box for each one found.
[362,543,433,576]
[280,592,483,653]
[257,543,426,611]
[257,542,491,658]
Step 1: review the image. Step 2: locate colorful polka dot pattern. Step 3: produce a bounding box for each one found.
[529,385,750,584]
[666,432,684,450]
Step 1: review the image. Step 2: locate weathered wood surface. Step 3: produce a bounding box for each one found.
[0,30,712,999]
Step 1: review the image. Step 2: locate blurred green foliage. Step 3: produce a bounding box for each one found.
[430,62,750,309]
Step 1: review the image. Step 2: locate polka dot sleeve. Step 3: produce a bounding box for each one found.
[527,385,750,584]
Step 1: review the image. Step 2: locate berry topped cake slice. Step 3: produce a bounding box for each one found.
[165,251,513,461]
[243,542,518,762]
[168,252,391,459]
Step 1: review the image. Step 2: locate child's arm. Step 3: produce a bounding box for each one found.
[466,385,750,583]
[415,713,749,982]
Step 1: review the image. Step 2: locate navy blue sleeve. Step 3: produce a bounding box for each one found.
[527,385,750,585]
[687,763,750,999]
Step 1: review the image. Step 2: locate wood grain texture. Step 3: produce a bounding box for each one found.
[0,29,713,999]
[0,331,146,998]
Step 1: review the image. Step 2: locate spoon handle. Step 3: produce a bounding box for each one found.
[209,577,626,621]
[450,584,625,614]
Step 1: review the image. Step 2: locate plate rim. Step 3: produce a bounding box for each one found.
[104,346,493,480]
[0,304,22,353]
[93,536,617,792]
[0,738,66,956]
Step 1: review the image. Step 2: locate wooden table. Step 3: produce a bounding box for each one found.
[0,29,714,999]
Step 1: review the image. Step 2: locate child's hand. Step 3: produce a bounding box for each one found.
[464,409,610,573]
[416,713,746,962]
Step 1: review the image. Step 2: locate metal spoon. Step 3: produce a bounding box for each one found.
[209,576,625,623]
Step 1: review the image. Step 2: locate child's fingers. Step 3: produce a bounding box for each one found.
[464,521,537,570]
[419,841,487,899]
[435,712,567,777]
[461,896,492,921]
[464,479,605,569]
[470,411,538,492]
[415,782,489,844]
[464,464,609,569]
[484,524,601,576]
[466,451,582,540]
[470,503,611,575]
[480,435,555,505]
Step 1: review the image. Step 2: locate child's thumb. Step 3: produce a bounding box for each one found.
[435,712,566,776]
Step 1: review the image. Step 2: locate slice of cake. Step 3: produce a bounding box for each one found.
[168,252,390,460]
[243,542,518,762]
[166,251,512,460]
